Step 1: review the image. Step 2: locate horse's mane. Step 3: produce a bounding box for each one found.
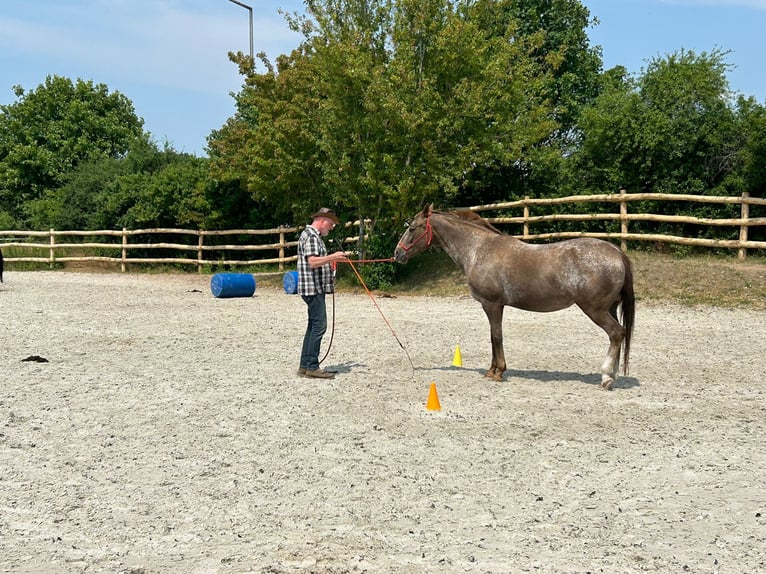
[437,209,502,235]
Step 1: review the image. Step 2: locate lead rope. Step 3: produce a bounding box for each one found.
[319,258,415,377]
[318,288,336,367]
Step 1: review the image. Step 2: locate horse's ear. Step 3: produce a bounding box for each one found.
[422,203,433,217]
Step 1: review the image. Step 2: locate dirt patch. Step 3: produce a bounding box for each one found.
[1,272,764,573]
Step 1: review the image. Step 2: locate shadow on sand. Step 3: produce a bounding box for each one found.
[416,365,640,389]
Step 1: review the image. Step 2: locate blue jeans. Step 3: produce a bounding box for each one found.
[300,294,327,371]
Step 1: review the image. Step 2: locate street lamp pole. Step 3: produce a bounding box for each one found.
[227,0,254,65]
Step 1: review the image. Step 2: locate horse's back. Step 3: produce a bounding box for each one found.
[476,236,629,311]
[553,238,629,300]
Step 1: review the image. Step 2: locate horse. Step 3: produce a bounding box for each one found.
[393,204,635,390]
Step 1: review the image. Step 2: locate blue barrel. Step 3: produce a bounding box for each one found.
[210,273,256,298]
[283,271,299,294]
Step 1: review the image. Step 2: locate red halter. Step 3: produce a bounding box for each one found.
[397,216,433,252]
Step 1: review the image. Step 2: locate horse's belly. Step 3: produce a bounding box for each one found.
[470,269,583,312]
[509,296,573,313]
[500,284,574,312]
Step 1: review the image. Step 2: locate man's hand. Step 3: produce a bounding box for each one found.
[308,251,349,269]
[331,252,349,264]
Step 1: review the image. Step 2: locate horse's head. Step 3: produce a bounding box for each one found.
[393,204,434,263]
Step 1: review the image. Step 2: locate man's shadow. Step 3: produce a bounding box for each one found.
[321,361,366,374]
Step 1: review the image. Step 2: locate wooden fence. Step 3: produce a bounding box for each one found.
[0,221,367,272]
[1,192,764,271]
[473,191,766,260]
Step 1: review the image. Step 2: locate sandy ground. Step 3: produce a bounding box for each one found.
[1,271,764,574]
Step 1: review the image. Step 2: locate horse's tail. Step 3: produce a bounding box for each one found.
[619,251,635,375]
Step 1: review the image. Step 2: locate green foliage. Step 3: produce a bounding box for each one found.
[0,76,144,225]
[24,136,217,231]
[25,154,125,230]
[574,49,741,196]
[208,0,586,227]
[354,228,400,290]
[566,48,766,242]
[0,76,246,233]
[470,0,602,136]
[737,96,766,197]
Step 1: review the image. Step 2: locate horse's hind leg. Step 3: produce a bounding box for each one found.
[579,304,625,390]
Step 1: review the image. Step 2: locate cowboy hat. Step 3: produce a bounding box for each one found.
[310,207,340,225]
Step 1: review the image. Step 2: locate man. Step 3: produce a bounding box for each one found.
[297,208,348,378]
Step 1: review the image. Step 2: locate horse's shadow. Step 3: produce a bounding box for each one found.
[417,365,640,389]
[506,368,640,389]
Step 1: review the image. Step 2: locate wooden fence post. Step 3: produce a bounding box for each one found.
[357,218,366,260]
[121,228,127,272]
[523,196,530,239]
[739,192,750,260]
[620,189,628,252]
[197,232,204,273]
[49,229,55,269]
[278,227,286,271]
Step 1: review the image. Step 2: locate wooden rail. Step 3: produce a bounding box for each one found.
[472,191,765,260]
[0,222,367,272]
[1,192,764,270]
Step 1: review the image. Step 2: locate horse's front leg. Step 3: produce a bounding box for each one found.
[481,302,506,381]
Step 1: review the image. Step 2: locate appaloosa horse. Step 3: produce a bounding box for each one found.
[394,204,635,390]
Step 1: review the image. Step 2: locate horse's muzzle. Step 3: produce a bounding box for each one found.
[393,248,408,264]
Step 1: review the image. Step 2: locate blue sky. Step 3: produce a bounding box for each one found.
[1,0,764,157]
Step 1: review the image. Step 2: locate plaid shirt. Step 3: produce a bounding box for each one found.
[297,225,335,295]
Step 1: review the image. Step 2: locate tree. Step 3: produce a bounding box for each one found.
[208,50,327,223]
[209,0,569,231]
[735,95,766,198]
[438,0,603,204]
[469,0,601,138]
[0,75,144,227]
[565,49,766,244]
[574,49,740,196]
[26,136,221,231]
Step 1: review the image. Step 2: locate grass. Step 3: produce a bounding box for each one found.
[629,250,766,309]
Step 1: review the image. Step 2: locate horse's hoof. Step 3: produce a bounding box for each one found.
[601,376,614,391]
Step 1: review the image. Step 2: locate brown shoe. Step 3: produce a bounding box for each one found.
[305,368,335,379]
[297,367,307,376]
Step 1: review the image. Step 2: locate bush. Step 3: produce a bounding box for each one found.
[351,231,400,291]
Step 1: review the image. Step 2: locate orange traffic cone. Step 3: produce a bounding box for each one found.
[426,382,442,411]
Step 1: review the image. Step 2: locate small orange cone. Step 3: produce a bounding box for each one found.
[426,382,442,411]
[452,345,462,367]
